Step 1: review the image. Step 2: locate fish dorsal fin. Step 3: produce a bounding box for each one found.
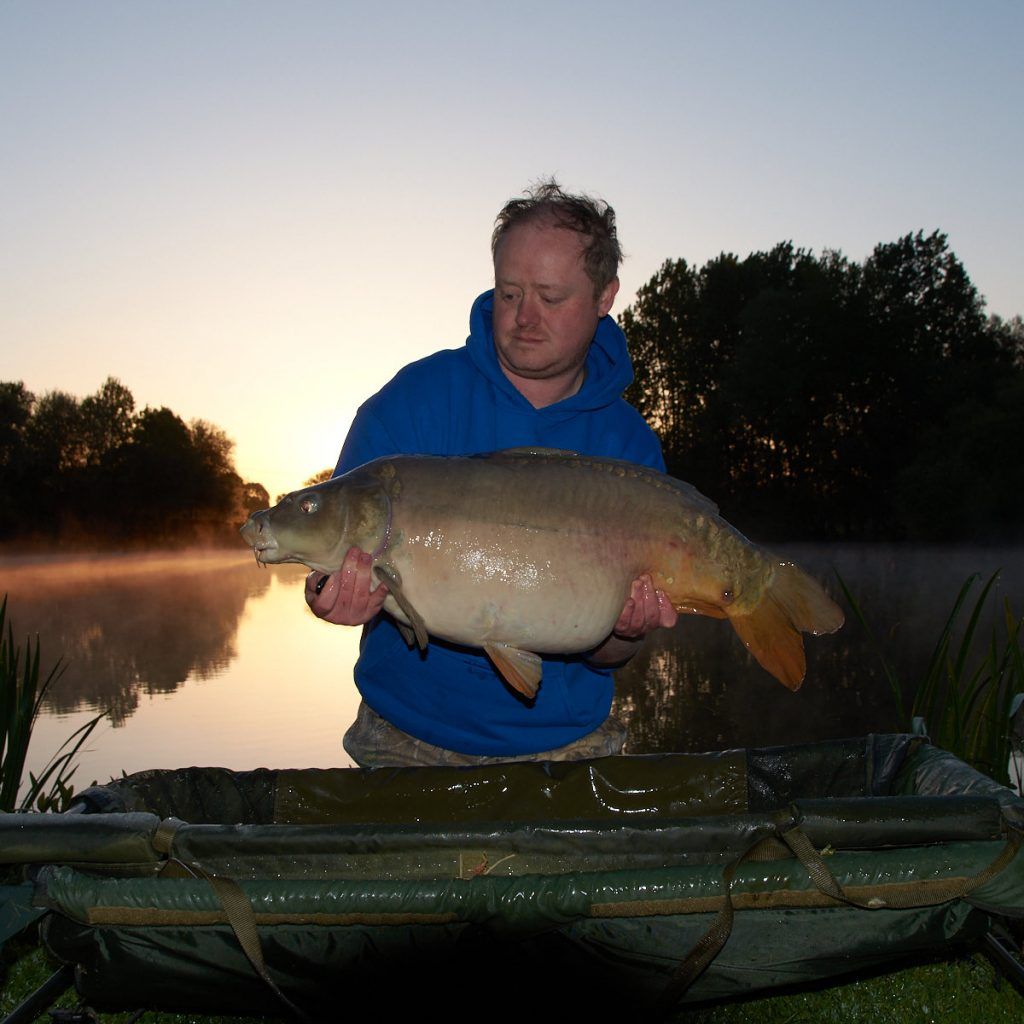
[487,447,580,458]
[493,449,720,516]
[374,564,429,650]
[482,642,542,699]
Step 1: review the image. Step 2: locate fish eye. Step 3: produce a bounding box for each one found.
[299,496,318,514]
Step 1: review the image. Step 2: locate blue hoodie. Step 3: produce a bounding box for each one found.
[334,290,664,756]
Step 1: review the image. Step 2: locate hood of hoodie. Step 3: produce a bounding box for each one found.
[465,290,636,425]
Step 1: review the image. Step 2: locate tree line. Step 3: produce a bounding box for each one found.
[0,377,269,547]
[4,230,1020,548]
[623,230,1023,542]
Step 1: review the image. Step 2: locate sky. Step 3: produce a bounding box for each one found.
[3,1,1022,502]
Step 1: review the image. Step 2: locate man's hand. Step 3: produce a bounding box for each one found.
[588,574,678,667]
[304,546,389,626]
[611,573,678,638]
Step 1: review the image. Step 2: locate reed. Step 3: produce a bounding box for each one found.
[0,596,102,813]
[838,571,1024,789]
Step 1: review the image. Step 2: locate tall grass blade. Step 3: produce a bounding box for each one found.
[20,712,105,812]
[834,572,906,721]
[914,575,981,754]
[838,572,1024,792]
[0,594,104,813]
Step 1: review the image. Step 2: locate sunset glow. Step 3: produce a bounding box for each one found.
[3,2,1021,501]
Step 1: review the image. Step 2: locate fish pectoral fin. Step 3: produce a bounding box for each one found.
[675,598,728,619]
[395,621,418,648]
[374,564,429,650]
[483,643,542,700]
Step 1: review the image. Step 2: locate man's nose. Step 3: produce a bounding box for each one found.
[516,293,539,326]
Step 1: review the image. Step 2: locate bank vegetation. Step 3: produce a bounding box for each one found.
[0,378,268,549]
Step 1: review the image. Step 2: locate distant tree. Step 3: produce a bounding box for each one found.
[269,468,333,503]
[109,410,251,539]
[703,244,855,527]
[0,382,36,535]
[188,419,241,520]
[989,313,1024,369]
[893,374,1024,541]
[116,406,196,529]
[239,482,270,516]
[624,244,857,531]
[19,391,89,534]
[24,390,87,474]
[854,231,1017,537]
[189,419,234,473]
[620,258,699,476]
[79,377,135,467]
[623,231,1022,540]
[0,381,35,468]
[0,377,268,546]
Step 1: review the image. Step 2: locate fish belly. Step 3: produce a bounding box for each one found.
[386,531,646,653]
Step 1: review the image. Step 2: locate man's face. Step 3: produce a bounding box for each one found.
[492,220,618,388]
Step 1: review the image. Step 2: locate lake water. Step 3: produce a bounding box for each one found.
[1,545,1022,798]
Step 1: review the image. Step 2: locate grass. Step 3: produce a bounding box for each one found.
[837,571,1024,790]
[0,595,103,813]
[0,938,268,1023]
[0,933,1021,1023]
[675,950,1023,1022]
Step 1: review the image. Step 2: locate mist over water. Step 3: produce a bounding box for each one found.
[3,552,260,724]
[1,551,364,791]
[1,544,1021,794]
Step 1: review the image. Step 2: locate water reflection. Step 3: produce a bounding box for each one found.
[616,613,889,753]
[615,543,1024,752]
[0,552,269,724]
[1,552,364,789]
[1,544,1021,791]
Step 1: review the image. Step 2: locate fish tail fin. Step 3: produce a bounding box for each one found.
[728,562,844,691]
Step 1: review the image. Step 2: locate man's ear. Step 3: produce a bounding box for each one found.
[598,277,619,317]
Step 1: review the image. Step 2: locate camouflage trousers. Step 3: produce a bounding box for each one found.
[342,701,627,768]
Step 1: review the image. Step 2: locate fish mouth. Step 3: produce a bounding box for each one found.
[251,542,279,566]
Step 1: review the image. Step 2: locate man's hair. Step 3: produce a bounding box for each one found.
[491,179,622,295]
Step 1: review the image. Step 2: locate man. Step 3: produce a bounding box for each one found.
[306,181,677,767]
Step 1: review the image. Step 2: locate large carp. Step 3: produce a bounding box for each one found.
[240,449,843,696]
